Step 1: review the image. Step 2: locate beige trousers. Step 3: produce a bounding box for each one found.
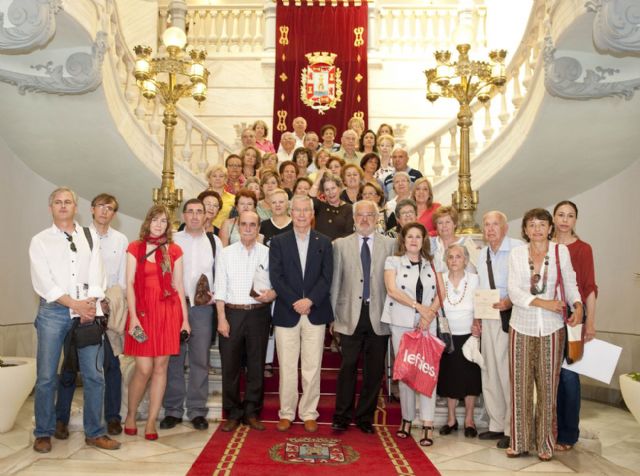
[275,315,325,421]
[481,319,511,435]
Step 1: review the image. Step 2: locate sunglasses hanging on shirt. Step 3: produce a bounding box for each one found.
[64,232,77,253]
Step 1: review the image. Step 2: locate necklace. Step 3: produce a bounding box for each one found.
[528,245,549,295]
[445,275,468,306]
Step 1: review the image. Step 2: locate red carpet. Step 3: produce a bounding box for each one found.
[235,330,403,426]
[187,422,441,475]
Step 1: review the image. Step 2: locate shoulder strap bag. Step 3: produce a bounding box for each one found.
[486,248,512,333]
[430,262,455,354]
[555,243,584,364]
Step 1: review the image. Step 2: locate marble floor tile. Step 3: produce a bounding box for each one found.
[102,440,178,461]
[154,429,213,450]
[463,447,539,471]
[436,458,512,471]
[0,443,15,459]
[15,459,192,475]
[69,448,120,461]
[521,460,575,473]
[0,427,31,450]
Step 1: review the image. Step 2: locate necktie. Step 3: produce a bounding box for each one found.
[361,237,371,301]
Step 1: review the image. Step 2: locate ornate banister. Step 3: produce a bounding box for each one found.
[408,0,546,183]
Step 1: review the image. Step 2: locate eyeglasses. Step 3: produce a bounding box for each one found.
[64,232,77,253]
[95,204,115,212]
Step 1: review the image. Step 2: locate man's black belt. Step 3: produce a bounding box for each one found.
[225,303,269,310]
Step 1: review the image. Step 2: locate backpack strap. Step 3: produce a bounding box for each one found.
[82,227,93,251]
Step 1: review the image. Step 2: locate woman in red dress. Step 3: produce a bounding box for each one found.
[123,205,189,440]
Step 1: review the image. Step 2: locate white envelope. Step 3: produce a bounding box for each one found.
[562,338,622,384]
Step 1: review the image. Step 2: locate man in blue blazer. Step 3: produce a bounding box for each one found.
[269,195,333,433]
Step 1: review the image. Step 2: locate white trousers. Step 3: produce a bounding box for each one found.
[390,324,437,423]
[275,315,325,421]
[480,319,511,435]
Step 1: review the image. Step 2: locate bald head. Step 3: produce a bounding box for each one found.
[483,210,508,250]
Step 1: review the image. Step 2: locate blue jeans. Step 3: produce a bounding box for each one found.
[56,337,122,424]
[34,300,106,438]
[556,368,581,445]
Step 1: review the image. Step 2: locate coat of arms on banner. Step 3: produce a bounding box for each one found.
[300,52,343,114]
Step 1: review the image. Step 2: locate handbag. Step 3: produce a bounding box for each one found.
[73,317,105,348]
[430,262,455,354]
[555,244,585,364]
[392,329,445,397]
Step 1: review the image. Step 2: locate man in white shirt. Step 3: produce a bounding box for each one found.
[161,199,222,431]
[476,211,524,449]
[55,193,128,438]
[277,131,297,163]
[215,211,276,432]
[292,116,307,147]
[29,187,120,453]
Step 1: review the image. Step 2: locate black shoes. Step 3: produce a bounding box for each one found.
[479,430,504,440]
[331,419,349,431]
[497,436,511,449]
[107,419,122,436]
[464,426,478,438]
[439,421,459,435]
[357,421,375,434]
[191,416,209,430]
[159,415,182,429]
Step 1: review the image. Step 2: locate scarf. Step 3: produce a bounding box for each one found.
[133,236,176,317]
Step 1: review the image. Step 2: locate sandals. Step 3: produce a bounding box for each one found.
[420,426,434,447]
[554,443,574,452]
[538,451,553,461]
[396,419,412,439]
[506,448,529,458]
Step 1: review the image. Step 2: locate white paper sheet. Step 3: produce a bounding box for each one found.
[562,338,622,384]
[474,289,500,320]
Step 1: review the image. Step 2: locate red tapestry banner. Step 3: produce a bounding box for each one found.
[273,1,368,147]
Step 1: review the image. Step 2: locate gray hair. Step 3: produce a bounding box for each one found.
[49,187,77,206]
[445,242,469,265]
[291,193,313,210]
[482,210,508,225]
[352,199,379,217]
[281,132,295,140]
[394,198,417,217]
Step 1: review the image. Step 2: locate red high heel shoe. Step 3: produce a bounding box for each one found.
[124,427,138,436]
[144,432,158,441]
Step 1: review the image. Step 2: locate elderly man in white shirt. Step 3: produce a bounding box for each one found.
[215,211,276,433]
[161,199,222,431]
[55,193,129,439]
[29,187,120,454]
[475,211,524,449]
[277,131,297,163]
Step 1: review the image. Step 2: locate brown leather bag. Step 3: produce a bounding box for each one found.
[194,274,211,306]
[555,244,584,364]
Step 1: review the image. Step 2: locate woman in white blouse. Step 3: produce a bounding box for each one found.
[382,222,440,447]
[437,244,481,438]
[507,208,582,461]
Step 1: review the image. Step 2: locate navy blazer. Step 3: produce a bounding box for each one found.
[269,229,334,327]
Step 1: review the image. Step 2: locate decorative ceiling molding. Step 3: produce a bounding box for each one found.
[0,0,62,53]
[587,0,640,54]
[0,31,107,95]
[543,33,640,100]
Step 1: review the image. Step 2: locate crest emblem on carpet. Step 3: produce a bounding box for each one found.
[269,436,359,465]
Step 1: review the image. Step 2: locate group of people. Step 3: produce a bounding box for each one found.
[29,116,597,465]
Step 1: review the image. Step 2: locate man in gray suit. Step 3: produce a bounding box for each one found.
[331,200,396,433]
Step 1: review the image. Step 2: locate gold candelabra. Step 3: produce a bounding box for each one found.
[133,27,209,227]
[425,44,507,234]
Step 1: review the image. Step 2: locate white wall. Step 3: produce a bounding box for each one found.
[0,138,141,357]
[506,157,640,395]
